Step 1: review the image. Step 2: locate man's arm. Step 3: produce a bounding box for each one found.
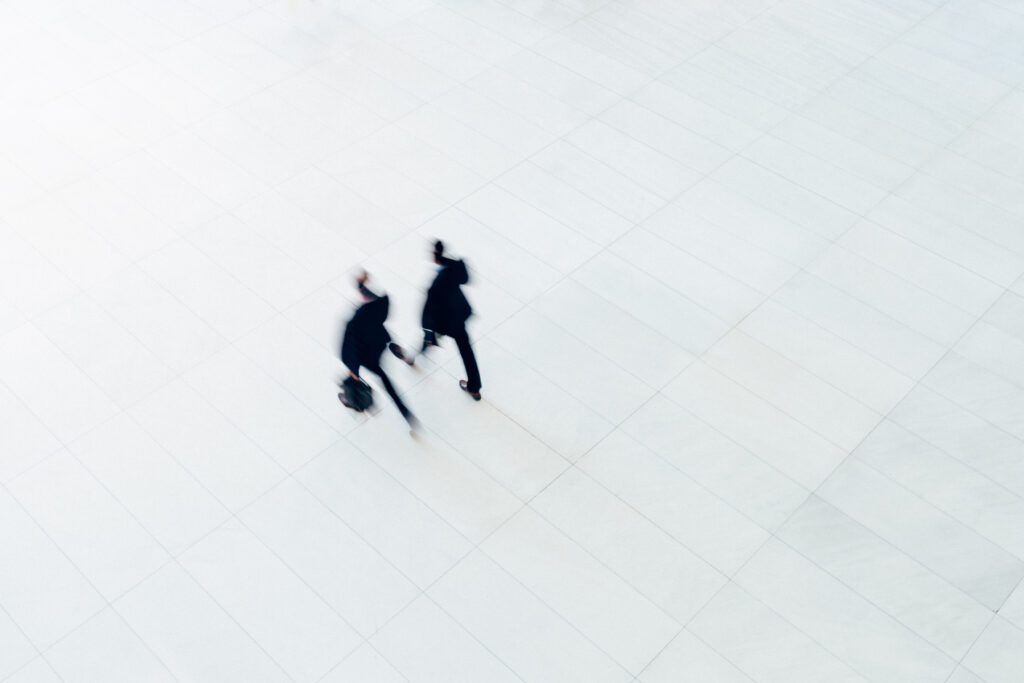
[357,282,382,301]
[356,270,382,301]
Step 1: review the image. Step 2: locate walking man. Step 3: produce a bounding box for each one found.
[340,271,417,427]
[408,240,482,400]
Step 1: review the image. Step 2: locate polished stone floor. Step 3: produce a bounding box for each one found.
[1,0,1024,681]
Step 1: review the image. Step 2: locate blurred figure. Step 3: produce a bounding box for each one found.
[340,271,417,428]
[405,240,482,400]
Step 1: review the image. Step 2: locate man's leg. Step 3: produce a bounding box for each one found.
[396,329,436,367]
[365,362,414,422]
[452,327,481,394]
[420,329,437,353]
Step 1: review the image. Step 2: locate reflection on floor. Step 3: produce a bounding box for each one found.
[2,0,1024,681]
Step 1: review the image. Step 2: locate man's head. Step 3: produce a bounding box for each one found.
[432,240,445,265]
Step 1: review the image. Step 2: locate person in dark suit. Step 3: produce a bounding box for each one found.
[410,240,482,400]
[340,271,416,426]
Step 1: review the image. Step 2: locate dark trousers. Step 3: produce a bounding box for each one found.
[363,360,412,422]
[450,327,481,393]
[421,327,481,393]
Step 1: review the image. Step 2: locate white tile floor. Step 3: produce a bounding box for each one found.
[1,0,1024,680]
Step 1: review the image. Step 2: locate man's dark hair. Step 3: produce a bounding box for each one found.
[433,240,445,257]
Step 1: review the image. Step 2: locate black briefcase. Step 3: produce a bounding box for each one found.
[340,376,374,412]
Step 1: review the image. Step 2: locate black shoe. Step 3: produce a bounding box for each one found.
[459,380,481,401]
[389,342,414,366]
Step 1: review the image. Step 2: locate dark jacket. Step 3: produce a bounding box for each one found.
[341,289,391,374]
[422,257,472,335]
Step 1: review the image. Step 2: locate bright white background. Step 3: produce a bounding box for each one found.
[1,0,1023,681]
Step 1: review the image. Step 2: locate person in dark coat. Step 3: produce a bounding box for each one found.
[413,240,482,400]
[340,271,416,425]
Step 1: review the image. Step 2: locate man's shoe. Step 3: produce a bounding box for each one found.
[459,380,481,401]
[389,342,414,366]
